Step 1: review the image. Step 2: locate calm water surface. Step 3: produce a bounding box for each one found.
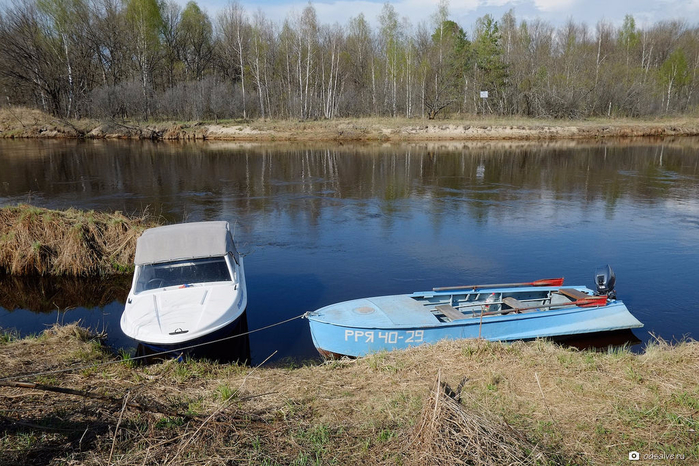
[1,138,698,363]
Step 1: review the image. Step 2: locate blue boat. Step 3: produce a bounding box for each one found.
[307,266,643,358]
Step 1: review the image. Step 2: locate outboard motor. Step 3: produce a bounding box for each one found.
[594,264,616,299]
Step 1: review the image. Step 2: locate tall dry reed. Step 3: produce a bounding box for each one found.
[0,204,159,276]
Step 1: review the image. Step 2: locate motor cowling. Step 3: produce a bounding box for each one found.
[594,264,616,299]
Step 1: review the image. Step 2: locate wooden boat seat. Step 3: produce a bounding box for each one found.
[558,288,590,301]
[502,297,525,312]
[435,304,468,321]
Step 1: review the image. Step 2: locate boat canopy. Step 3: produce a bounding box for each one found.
[135,221,237,265]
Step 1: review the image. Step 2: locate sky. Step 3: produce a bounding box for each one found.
[190,0,699,31]
[0,0,695,31]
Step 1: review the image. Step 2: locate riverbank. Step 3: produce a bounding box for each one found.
[0,205,159,276]
[0,324,696,465]
[2,107,699,141]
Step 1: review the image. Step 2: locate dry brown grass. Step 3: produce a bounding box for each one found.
[232,116,699,142]
[3,106,699,141]
[0,204,160,276]
[410,371,567,465]
[1,325,698,465]
[0,107,97,138]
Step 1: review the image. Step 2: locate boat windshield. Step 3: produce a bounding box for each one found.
[135,257,232,293]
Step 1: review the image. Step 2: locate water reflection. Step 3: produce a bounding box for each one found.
[1,139,699,363]
[0,275,129,313]
[2,139,699,223]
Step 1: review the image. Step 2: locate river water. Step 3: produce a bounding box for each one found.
[1,138,698,363]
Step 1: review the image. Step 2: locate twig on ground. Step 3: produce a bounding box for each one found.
[108,391,129,464]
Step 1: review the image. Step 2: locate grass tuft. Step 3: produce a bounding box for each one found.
[0,204,160,276]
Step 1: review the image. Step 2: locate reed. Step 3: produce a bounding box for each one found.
[0,204,160,276]
[410,372,569,465]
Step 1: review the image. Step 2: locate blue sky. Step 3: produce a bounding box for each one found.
[1,0,695,31]
[193,0,698,30]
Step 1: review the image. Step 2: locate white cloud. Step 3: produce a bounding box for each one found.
[484,0,520,7]
[532,0,578,12]
[192,0,484,28]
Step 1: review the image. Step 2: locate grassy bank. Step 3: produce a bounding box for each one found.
[0,324,697,465]
[2,107,699,142]
[0,205,159,276]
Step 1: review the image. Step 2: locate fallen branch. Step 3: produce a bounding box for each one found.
[108,392,129,464]
[0,380,183,417]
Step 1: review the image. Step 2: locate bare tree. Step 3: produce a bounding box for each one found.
[218,1,248,118]
[123,0,163,119]
[2,0,699,120]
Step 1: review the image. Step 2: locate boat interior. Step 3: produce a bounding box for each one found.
[416,288,600,323]
[134,257,233,293]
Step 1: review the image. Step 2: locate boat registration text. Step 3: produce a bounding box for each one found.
[344,329,424,344]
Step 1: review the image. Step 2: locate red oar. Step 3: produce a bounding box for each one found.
[433,278,564,292]
[574,295,608,307]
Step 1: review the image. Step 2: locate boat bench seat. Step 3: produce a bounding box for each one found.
[435,304,468,321]
[558,288,590,301]
[502,297,525,312]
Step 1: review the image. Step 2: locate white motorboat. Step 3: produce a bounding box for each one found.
[120,221,247,354]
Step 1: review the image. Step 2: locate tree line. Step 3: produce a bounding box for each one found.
[0,0,697,121]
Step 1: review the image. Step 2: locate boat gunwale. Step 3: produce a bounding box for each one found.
[410,284,592,298]
[308,297,630,330]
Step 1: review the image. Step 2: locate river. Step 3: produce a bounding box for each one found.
[1,138,698,363]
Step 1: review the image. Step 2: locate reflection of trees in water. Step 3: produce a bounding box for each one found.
[0,275,131,313]
[1,140,699,224]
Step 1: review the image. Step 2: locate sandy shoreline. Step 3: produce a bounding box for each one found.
[2,108,698,142]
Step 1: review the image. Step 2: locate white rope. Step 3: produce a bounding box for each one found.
[0,312,310,382]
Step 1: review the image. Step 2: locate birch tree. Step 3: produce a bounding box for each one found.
[298,4,318,119]
[36,0,89,117]
[124,0,163,119]
[660,48,689,112]
[346,14,374,115]
[250,10,272,118]
[379,2,399,116]
[218,1,248,118]
[320,24,343,118]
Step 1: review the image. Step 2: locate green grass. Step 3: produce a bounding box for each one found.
[215,384,237,402]
[118,348,137,368]
[155,416,186,429]
[0,328,20,344]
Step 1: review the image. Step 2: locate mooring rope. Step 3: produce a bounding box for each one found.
[0,312,310,382]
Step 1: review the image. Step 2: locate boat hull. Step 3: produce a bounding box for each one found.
[308,293,643,358]
[135,310,251,363]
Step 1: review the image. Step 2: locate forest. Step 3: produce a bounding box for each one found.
[0,0,697,121]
